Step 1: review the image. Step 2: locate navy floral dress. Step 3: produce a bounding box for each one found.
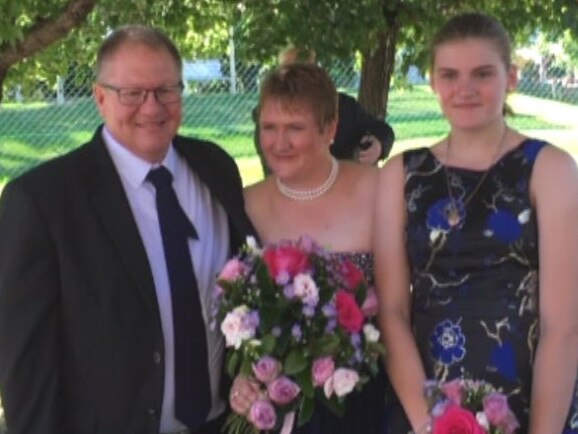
[392,139,578,433]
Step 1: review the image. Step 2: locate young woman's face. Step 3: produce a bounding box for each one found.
[259,98,336,185]
[431,38,517,131]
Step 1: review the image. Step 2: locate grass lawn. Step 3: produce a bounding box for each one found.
[1,86,576,191]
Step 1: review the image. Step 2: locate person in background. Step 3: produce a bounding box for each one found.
[231,62,388,433]
[253,47,395,176]
[0,25,255,434]
[374,12,578,433]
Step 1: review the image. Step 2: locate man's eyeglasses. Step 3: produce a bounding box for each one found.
[98,82,184,105]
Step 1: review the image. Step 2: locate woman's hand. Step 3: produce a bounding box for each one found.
[229,375,261,415]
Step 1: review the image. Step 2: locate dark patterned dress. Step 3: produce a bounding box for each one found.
[387,139,578,433]
[296,252,389,434]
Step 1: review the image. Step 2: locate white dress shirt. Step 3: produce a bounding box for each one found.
[103,128,229,432]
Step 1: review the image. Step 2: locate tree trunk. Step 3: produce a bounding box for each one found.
[0,68,6,104]
[0,0,98,105]
[358,8,400,119]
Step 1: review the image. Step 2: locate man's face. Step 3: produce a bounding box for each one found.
[94,42,182,163]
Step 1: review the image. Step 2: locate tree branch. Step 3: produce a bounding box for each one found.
[0,0,98,70]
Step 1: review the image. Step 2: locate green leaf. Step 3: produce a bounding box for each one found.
[260,333,276,354]
[294,368,314,398]
[297,396,315,427]
[308,333,341,356]
[226,351,240,377]
[239,356,253,377]
[284,349,308,375]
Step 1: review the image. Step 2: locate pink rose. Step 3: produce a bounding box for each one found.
[248,399,277,430]
[441,379,464,405]
[252,356,281,383]
[267,376,301,405]
[361,287,378,317]
[483,393,519,434]
[218,258,245,281]
[263,244,309,281]
[311,356,335,387]
[340,260,364,290]
[335,290,364,333]
[433,405,487,434]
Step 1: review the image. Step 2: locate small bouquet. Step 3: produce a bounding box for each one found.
[424,377,520,434]
[213,236,384,433]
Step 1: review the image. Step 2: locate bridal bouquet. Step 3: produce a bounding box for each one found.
[424,377,520,434]
[213,236,384,433]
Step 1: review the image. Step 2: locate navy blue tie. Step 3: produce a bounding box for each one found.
[147,166,210,429]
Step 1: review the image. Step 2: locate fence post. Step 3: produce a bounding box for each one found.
[56,76,65,105]
[229,26,237,94]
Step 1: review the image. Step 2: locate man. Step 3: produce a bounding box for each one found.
[254,47,395,175]
[0,25,255,434]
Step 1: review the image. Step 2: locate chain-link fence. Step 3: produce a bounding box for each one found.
[1,59,577,186]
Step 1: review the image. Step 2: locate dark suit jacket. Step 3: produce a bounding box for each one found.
[331,93,394,161]
[0,126,256,434]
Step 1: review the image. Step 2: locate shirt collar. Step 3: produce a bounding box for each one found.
[101,126,178,188]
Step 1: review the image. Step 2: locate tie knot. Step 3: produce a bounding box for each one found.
[147,166,173,190]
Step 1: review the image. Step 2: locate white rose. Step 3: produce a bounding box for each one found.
[331,368,359,397]
[220,305,256,349]
[293,273,319,306]
[363,323,380,342]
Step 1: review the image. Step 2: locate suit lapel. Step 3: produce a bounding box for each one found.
[86,133,159,314]
[174,138,250,245]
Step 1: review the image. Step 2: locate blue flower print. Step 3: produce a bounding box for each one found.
[486,209,522,243]
[430,319,466,365]
[427,198,464,231]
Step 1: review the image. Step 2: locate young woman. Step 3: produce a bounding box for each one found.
[375,12,578,434]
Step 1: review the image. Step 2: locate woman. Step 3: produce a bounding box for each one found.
[229,63,388,433]
[375,12,578,433]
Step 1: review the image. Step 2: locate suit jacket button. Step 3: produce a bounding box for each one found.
[153,351,162,364]
[147,407,158,419]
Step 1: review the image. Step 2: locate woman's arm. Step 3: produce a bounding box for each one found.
[529,146,578,433]
[374,156,430,431]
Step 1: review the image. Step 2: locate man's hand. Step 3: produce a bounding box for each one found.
[357,134,382,165]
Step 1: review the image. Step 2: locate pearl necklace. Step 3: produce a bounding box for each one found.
[443,124,509,228]
[276,157,339,201]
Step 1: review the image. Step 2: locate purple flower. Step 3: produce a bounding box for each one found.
[350,332,361,348]
[325,319,337,333]
[248,399,276,430]
[272,326,282,337]
[283,284,295,299]
[291,324,302,341]
[322,303,336,317]
[267,376,301,405]
[302,305,315,317]
[276,270,291,285]
[252,356,281,383]
[483,392,520,433]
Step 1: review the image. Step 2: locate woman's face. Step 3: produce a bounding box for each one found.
[259,98,336,185]
[430,37,517,131]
